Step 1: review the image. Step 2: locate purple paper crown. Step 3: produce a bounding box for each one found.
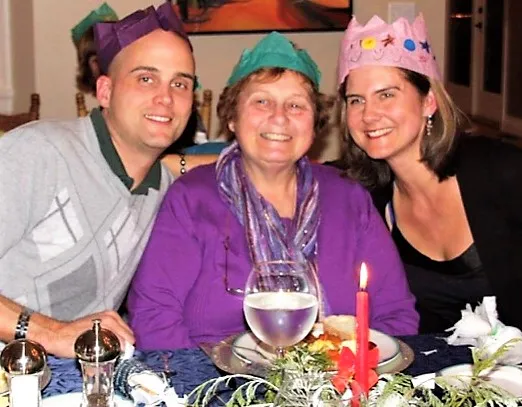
[94,1,192,74]
[337,14,441,88]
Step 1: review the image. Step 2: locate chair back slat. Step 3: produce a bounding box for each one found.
[0,93,40,132]
[76,92,89,117]
[199,89,212,136]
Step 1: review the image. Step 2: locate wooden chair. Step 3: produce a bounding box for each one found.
[0,93,40,133]
[194,89,212,136]
[76,92,89,117]
[199,89,212,136]
[327,94,343,130]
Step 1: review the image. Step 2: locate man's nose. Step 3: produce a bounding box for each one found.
[154,85,174,106]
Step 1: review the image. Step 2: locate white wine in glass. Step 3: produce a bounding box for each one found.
[243,260,319,358]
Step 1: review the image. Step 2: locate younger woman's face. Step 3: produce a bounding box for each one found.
[345,65,436,165]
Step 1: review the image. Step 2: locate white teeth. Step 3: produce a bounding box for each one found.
[366,128,392,138]
[260,132,291,141]
[145,114,171,123]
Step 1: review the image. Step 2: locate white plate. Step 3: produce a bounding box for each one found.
[43,392,133,406]
[232,330,401,372]
[438,364,522,397]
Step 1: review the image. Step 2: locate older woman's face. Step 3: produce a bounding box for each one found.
[345,65,435,164]
[228,70,315,172]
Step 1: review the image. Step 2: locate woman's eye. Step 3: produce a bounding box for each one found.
[289,101,307,110]
[346,97,363,106]
[380,91,394,99]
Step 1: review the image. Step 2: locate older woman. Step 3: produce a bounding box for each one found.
[337,14,522,333]
[128,32,418,350]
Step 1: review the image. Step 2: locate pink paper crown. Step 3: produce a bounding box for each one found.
[337,13,441,88]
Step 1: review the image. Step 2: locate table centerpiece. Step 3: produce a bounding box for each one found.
[186,338,522,407]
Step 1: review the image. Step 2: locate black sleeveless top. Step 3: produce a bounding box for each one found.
[391,225,493,334]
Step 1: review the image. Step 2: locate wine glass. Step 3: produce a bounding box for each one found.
[243,260,319,358]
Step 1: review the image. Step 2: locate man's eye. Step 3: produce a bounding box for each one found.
[172,81,188,89]
[139,76,153,84]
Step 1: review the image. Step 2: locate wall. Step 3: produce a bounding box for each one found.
[8,0,446,161]
[0,0,13,112]
[9,0,35,112]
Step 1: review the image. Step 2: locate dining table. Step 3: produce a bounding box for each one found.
[42,333,472,402]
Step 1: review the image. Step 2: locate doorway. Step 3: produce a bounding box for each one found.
[445,0,522,137]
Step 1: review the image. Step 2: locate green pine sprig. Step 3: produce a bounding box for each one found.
[187,374,277,407]
[187,339,522,407]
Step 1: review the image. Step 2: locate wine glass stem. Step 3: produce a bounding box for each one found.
[276,346,286,359]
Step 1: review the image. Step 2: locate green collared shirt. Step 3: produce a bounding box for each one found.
[90,108,161,195]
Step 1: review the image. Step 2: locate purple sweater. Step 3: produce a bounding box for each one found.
[128,164,418,349]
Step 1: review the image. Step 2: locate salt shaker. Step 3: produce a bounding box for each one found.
[0,339,47,407]
[75,319,121,407]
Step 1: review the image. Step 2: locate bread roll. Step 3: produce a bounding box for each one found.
[323,315,356,340]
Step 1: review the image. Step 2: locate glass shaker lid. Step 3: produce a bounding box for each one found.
[74,319,121,363]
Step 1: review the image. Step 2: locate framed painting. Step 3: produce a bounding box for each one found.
[169,0,353,34]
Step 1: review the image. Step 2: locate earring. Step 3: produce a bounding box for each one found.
[426,115,433,138]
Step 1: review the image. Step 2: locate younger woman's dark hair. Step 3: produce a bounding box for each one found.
[340,68,470,189]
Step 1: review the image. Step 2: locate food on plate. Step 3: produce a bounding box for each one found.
[323,314,356,340]
[304,315,379,368]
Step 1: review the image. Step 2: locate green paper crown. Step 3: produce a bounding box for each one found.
[71,2,118,44]
[227,32,321,87]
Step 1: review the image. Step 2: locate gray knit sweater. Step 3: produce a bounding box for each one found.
[0,116,173,321]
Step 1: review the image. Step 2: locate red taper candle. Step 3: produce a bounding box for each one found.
[356,262,369,395]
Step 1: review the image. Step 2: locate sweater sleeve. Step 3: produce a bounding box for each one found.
[356,186,419,335]
[127,180,201,350]
[0,128,58,258]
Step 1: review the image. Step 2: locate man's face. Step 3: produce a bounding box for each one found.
[97,29,195,160]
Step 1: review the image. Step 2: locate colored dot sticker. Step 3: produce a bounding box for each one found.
[361,37,377,50]
[404,39,416,51]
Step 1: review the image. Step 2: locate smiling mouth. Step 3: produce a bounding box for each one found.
[366,128,393,138]
[260,132,292,142]
[145,114,172,123]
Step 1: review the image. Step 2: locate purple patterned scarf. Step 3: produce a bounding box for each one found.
[216,141,320,265]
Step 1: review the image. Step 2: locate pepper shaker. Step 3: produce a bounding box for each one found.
[75,319,121,407]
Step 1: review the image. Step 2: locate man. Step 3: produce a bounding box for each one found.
[0,2,196,357]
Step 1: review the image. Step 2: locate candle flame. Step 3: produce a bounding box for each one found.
[360,263,368,290]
